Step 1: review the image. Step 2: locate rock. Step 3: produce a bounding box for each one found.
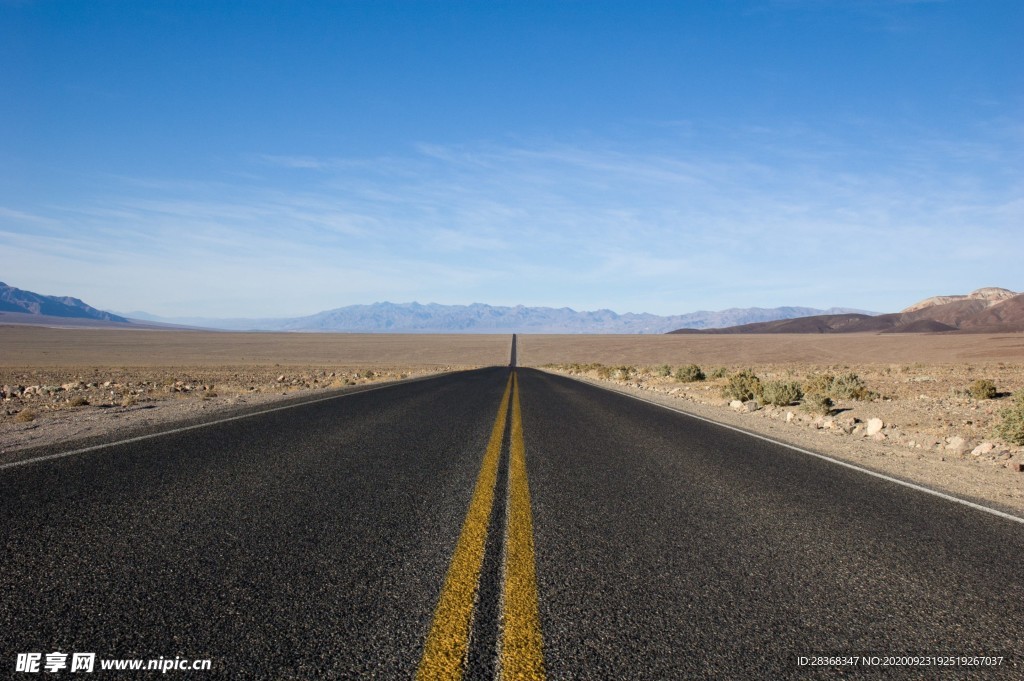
[834,415,857,434]
[277,375,286,382]
[785,411,795,423]
[872,432,888,442]
[971,442,996,456]
[822,417,836,430]
[946,436,968,453]
[742,400,760,413]
[866,418,884,436]
[730,400,744,410]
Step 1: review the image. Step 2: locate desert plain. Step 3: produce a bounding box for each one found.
[2,325,1023,514]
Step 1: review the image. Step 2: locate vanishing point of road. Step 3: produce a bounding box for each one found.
[3,336,1023,678]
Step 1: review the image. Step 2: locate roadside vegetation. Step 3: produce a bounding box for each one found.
[968,379,998,400]
[674,364,705,383]
[997,392,1024,445]
[760,380,803,407]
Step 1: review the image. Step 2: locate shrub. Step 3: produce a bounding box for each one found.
[968,379,998,400]
[656,364,673,377]
[615,365,637,380]
[802,393,834,415]
[760,380,804,406]
[15,409,37,423]
[722,369,761,402]
[674,364,705,383]
[803,373,835,397]
[996,392,1024,445]
[803,372,874,401]
[709,367,729,379]
[68,396,89,407]
[830,372,873,400]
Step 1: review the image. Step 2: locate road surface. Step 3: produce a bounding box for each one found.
[2,366,1023,678]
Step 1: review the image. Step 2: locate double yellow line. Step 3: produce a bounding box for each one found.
[417,371,545,680]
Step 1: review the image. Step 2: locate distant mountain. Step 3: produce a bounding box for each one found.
[0,281,128,323]
[134,302,873,334]
[669,288,1024,334]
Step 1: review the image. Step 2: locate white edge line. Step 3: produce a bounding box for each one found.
[546,370,1024,527]
[0,372,454,472]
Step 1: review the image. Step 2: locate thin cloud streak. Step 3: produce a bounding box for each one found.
[3,122,1021,316]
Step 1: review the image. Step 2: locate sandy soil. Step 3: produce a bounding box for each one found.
[0,326,513,367]
[516,332,1024,365]
[0,327,511,456]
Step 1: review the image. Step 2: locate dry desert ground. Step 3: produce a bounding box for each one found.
[3,326,1023,515]
[0,326,511,455]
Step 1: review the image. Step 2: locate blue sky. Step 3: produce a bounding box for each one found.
[2,0,1021,318]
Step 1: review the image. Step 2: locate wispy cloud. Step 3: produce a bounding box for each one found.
[2,120,1021,316]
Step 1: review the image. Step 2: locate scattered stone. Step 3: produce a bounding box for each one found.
[945,436,968,453]
[971,442,996,456]
[866,418,884,436]
[785,411,795,423]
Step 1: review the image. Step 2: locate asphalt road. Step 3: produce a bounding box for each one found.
[2,366,1023,679]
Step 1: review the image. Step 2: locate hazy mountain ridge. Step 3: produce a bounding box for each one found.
[129,301,873,334]
[0,281,128,323]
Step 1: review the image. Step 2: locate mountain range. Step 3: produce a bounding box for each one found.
[669,287,1024,334]
[5,280,1021,334]
[124,302,872,334]
[0,281,128,323]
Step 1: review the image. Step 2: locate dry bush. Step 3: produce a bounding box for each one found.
[15,409,37,423]
[830,372,874,400]
[68,396,89,407]
[722,370,761,402]
[803,373,835,397]
[760,380,803,406]
[612,365,637,380]
[803,372,874,401]
[802,394,834,415]
[996,393,1024,445]
[674,364,705,383]
[968,379,998,400]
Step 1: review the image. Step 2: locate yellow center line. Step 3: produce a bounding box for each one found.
[417,372,513,680]
[501,371,546,680]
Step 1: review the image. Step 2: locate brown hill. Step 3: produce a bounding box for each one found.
[901,287,1017,313]
[669,289,1024,335]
